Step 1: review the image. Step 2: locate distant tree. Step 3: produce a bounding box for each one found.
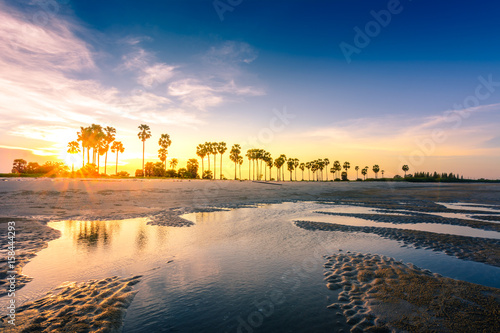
[196,144,207,175]
[372,164,380,179]
[202,170,213,179]
[361,167,368,180]
[341,171,348,181]
[26,162,40,174]
[287,159,295,181]
[402,165,409,178]
[186,158,199,178]
[67,141,80,173]
[355,166,359,179]
[103,126,116,175]
[144,162,155,177]
[238,156,243,180]
[381,170,385,178]
[299,163,305,181]
[158,133,172,170]
[333,160,341,179]
[178,168,188,178]
[11,159,27,174]
[217,142,227,180]
[135,169,144,177]
[169,158,178,170]
[229,144,242,180]
[306,162,311,181]
[110,141,124,175]
[343,161,350,179]
[138,124,152,176]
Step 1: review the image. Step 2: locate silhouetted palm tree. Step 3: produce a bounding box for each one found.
[103,126,116,175]
[197,144,207,176]
[217,142,227,180]
[287,159,295,181]
[306,162,311,181]
[402,165,409,178]
[204,142,212,171]
[158,134,172,170]
[265,154,273,181]
[333,160,341,179]
[111,141,124,175]
[343,161,350,179]
[246,149,252,180]
[77,126,90,167]
[237,155,243,180]
[324,158,330,181]
[67,141,80,173]
[169,158,178,169]
[381,170,385,178]
[355,166,359,180]
[229,144,241,180]
[361,167,368,180]
[373,164,380,179]
[138,124,152,176]
[299,163,305,181]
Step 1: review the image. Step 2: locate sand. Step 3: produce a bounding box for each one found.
[295,220,500,267]
[1,179,499,331]
[323,251,500,333]
[0,218,61,297]
[0,275,141,332]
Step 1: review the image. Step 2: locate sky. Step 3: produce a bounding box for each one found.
[1,0,500,179]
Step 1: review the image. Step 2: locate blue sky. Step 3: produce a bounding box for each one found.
[1,0,499,178]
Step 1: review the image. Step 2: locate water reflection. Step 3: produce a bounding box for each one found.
[64,220,122,250]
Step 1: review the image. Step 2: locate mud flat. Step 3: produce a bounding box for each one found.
[323,252,500,333]
[0,218,61,297]
[314,211,500,232]
[0,275,141,332]
[295,220,500,267]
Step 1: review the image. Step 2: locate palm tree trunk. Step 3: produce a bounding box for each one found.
[234,161,237,180]
[142,140,145,176]
[248,159,250,180]
[82,149,85,168]
[213,154,216,180]
[87,148,90,166]
[220,154,223,180]
[104,151,108,175]
[116,152,118,175]
[207,154,210,171]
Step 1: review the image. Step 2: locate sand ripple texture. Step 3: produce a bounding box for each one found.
[323,252,500,333]
[0,275,142,333]
[295,220,500,267]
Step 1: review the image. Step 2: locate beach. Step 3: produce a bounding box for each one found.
[0,179,499,332]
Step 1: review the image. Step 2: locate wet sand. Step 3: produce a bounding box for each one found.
[0,179,499,332]
[323,251,500,333]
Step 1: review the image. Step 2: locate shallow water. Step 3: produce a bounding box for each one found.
[14,202,500,332]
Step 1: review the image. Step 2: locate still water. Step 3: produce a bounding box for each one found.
[18,202,500,332]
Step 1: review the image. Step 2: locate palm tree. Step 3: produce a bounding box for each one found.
[237,155,243,180]
[293,158,299,181]
[103,126,116,175]
[372,164,380,179]
[279,154,286,181]
[97,139,107,173]
[287,159,295,181]
[333,160,341,179]
[229,144,241,180]
[343,162,350,179]
[204,142,212,171]
[246,149,252,180]
[158,134,172,170]
[355,166,359,180]
[111,141,124,175]
[169,158,178,169]
[77,126,90,167]
[402,165,409,178]
[273,159,281,181]
[196,144,207,176]
[265,155,273,181]
[217,142,227,180]
[306,162,311,181]
[299,163,305,181]
[361,167,368,180]
[210,142,218,179]
[381,170,385,178]
[138,124,152,176]
[89,124,103,165]
[67,141,80,173]
[324,158,330,181]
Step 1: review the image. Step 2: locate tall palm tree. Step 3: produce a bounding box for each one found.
[89,124,103,165]
[273,158,281,181]
[237,155,243,180]
[402,165,409,178]
[138,124,152,176]
[372,164,380,179]
[343,161,350,179]
[287,159,295,181]
[97,139,107,173]
[210,142,218,179]
[103,126,116,175]
[381,170,385,178]
[217,142,227,180]
[306,162,311,181]
[77,126,90,167]
[279,154,286,181]
[230,144,242,180]
[355,166,359,180]
[361,167,368,180]
[158,134,172,170]
[204,142,212,171]
[196,144,207,176]
[333,160,341,179]
[246,149,252,180]
[67,141,80,173]
[324,158,330,181]
[265,154,273,181]
[111,141,124,175]
[169,158,178,169]
[293,158,299,181]
[299,163,305,181]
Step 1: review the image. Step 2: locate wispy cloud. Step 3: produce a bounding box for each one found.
[203,41,258,65]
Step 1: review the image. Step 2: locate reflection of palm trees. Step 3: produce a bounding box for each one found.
[136,223,148,251]
[67,220,121,249]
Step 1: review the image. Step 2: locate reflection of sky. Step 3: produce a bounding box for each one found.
[1,1,500,178]
[15,202,500,330]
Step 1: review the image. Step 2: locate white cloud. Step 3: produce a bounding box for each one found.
[204,41,258,65]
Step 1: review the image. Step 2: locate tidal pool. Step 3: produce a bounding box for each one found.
[16,201,500,332]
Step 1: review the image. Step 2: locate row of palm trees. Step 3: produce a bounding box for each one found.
[68,124,396,180]
[196,142,228,179]
[69,124,125,174]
